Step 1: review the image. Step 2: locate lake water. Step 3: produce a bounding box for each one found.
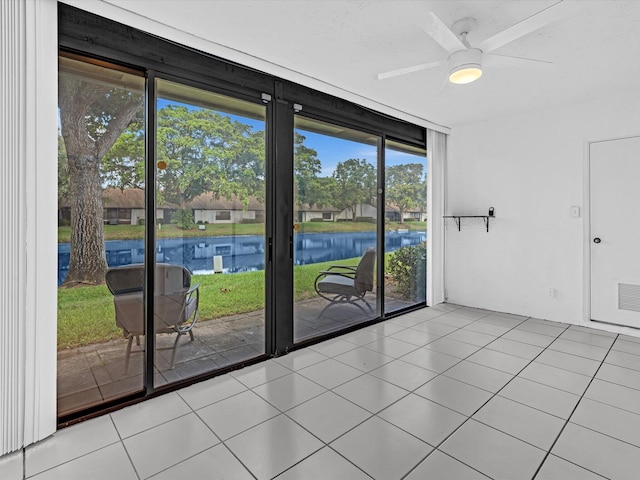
[58,230,426,285]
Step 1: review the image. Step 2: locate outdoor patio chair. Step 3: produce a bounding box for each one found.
[314,247,376,317]
[105,263,200,372]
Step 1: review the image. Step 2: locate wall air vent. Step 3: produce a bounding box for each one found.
[618,283,640,313]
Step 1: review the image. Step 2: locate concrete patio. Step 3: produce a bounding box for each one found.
[57,295,413,417]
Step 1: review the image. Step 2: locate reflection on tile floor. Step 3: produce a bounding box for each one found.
[27,303,640,479]
[57,296,410,416]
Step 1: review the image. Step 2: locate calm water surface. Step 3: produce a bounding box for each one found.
[58,230,426,285]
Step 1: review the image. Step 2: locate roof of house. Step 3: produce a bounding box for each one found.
[60,188,427,214]
[297,203,340,213]
[102,187,145,208]
[188,192,265,211]
[59,188,151,209]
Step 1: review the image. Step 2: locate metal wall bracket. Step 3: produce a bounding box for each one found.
[443,215,491,232]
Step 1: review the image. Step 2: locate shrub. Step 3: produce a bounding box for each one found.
[356,217,375,223]
[58,218,71,227]
[310,217,325,222]
[170,209,195,230]
[387,242,426,301]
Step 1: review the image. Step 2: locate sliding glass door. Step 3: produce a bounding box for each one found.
[153,79,267,385]
[57,10,428,420]
[292,116,380,343]
[384,140,428,315]
[56,60,270,417]
[57,56,146,417]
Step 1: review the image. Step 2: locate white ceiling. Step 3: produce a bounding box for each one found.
[104,0,640,128]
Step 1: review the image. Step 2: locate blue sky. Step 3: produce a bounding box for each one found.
[295,129,376,177]
[157,98,426,177]
[293,129,427,177]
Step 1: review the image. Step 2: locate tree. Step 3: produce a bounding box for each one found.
[101,118,145,190]
[294,132,321,206]
[58,133,70,223]
[58,65,144,286]
[332,159,376,221]
[155,105,265,228]
[293,132,336,208]
[386,163,425,223]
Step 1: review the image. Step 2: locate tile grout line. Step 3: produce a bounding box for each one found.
[191,315,632,479]
[108,414,142,480]
[180,390,260,480]
[388,313,539,478]
[238,307,475,479]
[530,333,620,480]
[23,439,124,480]
[186,359,374,480]
[51,307,625,480]
[399,315,572,480]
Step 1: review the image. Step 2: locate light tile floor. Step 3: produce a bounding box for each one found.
[9,303,640,479]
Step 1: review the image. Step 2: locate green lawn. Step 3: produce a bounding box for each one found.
[58,256,361,350]
[58,220,426,242]
[57,221,426,349]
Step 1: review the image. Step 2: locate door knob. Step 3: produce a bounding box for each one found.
[593,237,601,244]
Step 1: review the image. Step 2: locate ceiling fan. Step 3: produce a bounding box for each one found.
[378,1,571,85]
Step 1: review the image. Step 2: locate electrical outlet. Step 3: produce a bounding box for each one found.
[548,288,556,299]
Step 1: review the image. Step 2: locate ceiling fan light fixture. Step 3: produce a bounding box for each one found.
[448,48,483,84]
[449,66,483,84]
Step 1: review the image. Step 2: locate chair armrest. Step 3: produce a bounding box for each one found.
[186,283,200,296]
[324,265,357,272]
[318,269,356,275]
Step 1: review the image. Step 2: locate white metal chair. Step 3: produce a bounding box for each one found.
[105,263,199,372]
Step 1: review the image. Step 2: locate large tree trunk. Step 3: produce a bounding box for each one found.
[58,70,142,286]
[65,153,108,285]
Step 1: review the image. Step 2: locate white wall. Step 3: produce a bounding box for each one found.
[446,90,640,328]
[337,204,377,221]
[300,211,334,222]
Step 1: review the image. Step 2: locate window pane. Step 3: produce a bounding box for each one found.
[293,117,379,343]
[384,140,427,314]
[154,79,266,383]
[57,56,146,416]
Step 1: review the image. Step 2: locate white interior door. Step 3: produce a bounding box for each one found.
[590,136,640,328]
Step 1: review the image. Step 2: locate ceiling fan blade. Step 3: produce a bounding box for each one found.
[436,75,453,97]
[423,12,467,54]
[478,0,572,53]
[485,53,553,70]
[378,60,444,80]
